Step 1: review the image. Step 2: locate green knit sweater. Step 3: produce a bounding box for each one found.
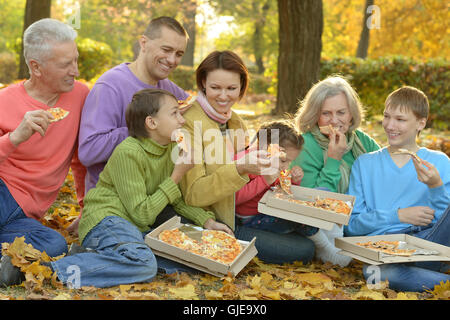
[290,129,380,193]
[78,136,215,243]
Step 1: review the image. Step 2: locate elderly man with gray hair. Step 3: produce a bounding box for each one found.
[0,18,89,286]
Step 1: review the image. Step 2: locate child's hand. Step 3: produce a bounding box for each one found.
[290,166,304,184]
[412,158,443,189]
[203,218,234,236]
[397,206,435,226]
[171,149,194,184]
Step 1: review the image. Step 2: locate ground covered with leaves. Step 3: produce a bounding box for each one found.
[0,96,449,301]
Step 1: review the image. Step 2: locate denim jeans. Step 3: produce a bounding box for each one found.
[51,216,158,288]
[363,204,450,292]
[234,223,315,265]
[51,212,198,288]
[0,179,68,258]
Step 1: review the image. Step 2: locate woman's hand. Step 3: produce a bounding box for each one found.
[397,206,435,226]
[203,218,234,236]
[412,158,443,189]
[236,150,272,176]
[327,130,348,161]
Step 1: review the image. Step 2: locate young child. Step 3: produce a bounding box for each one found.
[2,88,230,288]
[346,86,449,292]
[235,120,305,230]
[235,120,353,267]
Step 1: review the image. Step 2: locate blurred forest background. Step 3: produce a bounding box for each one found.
[0,0,448,130]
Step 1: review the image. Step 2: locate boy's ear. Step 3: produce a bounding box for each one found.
[145,115,157,130]
[417,117,427,131]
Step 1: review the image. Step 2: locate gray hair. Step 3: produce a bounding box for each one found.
[23,18,77,68]
[295,75,364,133]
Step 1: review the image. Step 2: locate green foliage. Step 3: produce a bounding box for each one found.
[76,37,113,81]
[168,65,196,91]
[0,51,17,83]
[320,56,450,129]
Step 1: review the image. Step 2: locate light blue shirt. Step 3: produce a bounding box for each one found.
[345,147,450,236]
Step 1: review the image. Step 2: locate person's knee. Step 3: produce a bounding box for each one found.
[117,243,157,280]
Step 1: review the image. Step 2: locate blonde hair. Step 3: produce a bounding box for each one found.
[385,86,429,120]
[295,76,364,133]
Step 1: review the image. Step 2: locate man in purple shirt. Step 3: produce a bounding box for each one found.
[79,16,190,193]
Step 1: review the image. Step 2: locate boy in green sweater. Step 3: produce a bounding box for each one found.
[37,89,225,288]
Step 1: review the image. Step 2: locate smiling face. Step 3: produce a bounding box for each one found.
[141,26,187,85]
[33,40,79,93]
[382,106,426,150]
[317,92,353,135]
[203,69,241,117]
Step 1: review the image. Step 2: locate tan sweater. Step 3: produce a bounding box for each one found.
[179,103,250,230]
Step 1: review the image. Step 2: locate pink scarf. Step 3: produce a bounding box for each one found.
[196,90,232,124]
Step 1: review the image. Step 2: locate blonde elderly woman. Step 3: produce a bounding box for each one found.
[290,75,380,266]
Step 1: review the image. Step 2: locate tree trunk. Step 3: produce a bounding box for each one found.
[275,0,323,115]
[356,0,374,59]
[18,0,52,79]
[180,0,197,67]
[252,0,270,74]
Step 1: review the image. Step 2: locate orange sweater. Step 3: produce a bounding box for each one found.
[0,81,89,220]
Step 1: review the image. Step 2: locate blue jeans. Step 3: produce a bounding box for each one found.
[51,216,157,288]
[235,222,315,265]
[363,204,450,292]
[0,179,68,258]
[51,215,198,288]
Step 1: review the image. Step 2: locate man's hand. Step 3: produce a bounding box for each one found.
[397,206,435,226]
[9,110,53,146]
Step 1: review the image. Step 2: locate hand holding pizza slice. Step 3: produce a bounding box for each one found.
[46,107,70,123]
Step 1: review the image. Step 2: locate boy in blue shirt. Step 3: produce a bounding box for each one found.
[346,86,449,292]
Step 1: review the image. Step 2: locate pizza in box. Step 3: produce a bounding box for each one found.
[158,227,242,264]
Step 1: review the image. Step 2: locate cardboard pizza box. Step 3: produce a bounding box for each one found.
[335,234,450,265]
[257,185,355,230]
[145,216,258,277]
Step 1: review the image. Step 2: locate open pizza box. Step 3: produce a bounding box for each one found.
[257,185,355,231]
[335,234,450,265]
[145,216,258,277]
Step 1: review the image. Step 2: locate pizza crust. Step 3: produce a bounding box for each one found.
[46,107,69,122]
[178,95,197,109]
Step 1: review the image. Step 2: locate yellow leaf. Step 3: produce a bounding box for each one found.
[169,284,198,300]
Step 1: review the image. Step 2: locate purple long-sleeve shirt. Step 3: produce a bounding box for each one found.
[79,63,188,192]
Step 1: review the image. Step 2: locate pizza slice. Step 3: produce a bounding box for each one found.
[392,148,422,164]
[46,107,70,122]
[319,124,336,135]
[178,95,197,109]
[175,131,188,152]
[279,169,293,195]
[267,143,286,158]
[356,240,416,256]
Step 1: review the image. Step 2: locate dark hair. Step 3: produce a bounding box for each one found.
[256,120,304,150]
[125,88,177,138]
[196,50,249,99]
[143,16,189,40]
